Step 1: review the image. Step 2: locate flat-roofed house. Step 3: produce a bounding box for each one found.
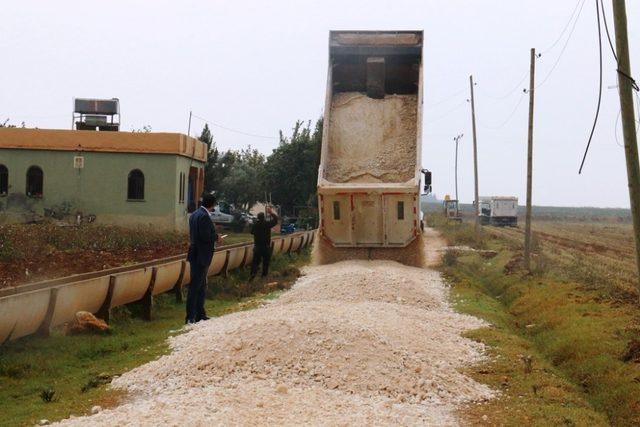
[0,128,207,230]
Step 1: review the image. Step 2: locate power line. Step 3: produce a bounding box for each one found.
[536,0,587,89]
[424,87,467,109]
[479,92,527,130]
[578,0,603,174]
[540,0,585,54]
[479,71,529,101]
[190,113,277,140]
[599,0,618,62]
[424,99,467,124]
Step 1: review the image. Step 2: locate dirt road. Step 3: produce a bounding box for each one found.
[57,230,493,426]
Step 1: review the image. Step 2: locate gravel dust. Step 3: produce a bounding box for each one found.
[56,242,494,426]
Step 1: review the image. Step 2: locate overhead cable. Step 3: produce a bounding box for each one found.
[578,0,604,174]
[191,113,277,139]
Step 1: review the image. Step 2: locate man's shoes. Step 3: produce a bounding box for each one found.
[185,319,196,325]
[197,316,211,322]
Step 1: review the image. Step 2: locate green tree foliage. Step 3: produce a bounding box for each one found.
[219,147,265,209]
[263,118,323,214]
[200,124,224,193]
[201,117,322,215]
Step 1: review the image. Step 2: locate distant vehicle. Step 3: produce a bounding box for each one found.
[478,197,492,225]
[479,196,518,226]
[280,217,298,234]
[209,206,234,224]
[240,212,256,225]
[443,195,461,222]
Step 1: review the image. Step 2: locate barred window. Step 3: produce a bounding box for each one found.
[333,201,340,220]
[127,169,145,200]
[0,165,7,195]
[26,166,43,198]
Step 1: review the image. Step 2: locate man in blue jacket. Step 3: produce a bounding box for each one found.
[186,193,220,323]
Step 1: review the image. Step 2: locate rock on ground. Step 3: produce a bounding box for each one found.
[66,311,109,335]
[55,254,494,426]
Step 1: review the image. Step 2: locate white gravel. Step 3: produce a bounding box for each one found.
[325,92,417,183]
[56,259,494,426]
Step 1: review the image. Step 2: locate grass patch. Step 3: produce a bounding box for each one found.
[436,217,640,425]
[0,248,310,426]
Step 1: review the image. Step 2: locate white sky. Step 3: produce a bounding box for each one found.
[1,0,639,208]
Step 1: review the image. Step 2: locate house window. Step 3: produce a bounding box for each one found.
[26,166,43,198]
[333,201,340,220]
[397,201,405,220]
[0,165,7,195]
[127,169,145,200]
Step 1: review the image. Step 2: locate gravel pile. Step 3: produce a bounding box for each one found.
[56,259,494,426]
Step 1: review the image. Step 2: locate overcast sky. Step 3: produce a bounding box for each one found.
[2,0,639,208]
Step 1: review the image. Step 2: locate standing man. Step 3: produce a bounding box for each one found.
[249,206,278,280]
[186,193,221,323]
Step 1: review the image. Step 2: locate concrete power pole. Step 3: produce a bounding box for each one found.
[453,133,464,205]
[469,76,481,243]
[611,0,640,298]
[524,48,536,271]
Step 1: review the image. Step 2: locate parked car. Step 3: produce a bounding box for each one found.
[209,206,234,225]
[280,216,298,234]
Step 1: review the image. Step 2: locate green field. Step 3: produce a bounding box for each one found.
[430,215,640,426]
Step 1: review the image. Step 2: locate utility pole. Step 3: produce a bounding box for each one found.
[469,76,481,243]
[453,134,464,216]
[187,110,193,137]
[524,48,536,271]
[611,0,640,298]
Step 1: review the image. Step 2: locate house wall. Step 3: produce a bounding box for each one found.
[0,149,204,230]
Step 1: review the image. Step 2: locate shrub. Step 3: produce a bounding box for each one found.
[442,250,458,267]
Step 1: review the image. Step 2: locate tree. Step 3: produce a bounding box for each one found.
[200,124,223,193]
[262,117,323,214]
[1,119,26,128]
[219,147,265,209]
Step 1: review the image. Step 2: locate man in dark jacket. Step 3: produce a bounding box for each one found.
[186,193,220,323]
[250,206,278,280]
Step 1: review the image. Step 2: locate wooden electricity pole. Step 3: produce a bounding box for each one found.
[524,48,536,271]
[469,75,481,243]
[611,0,640,297]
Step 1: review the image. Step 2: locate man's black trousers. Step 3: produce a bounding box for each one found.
[186,261,209,322]
[251,245,272,278]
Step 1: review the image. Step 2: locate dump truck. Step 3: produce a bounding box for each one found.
[316,31,427,264]
[479,196,518,226]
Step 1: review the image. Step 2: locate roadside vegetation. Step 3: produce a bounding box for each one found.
[430,215,640,425]
[0,248,310,426]
[0,223,251,288]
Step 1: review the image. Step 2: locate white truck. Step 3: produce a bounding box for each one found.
[479,196,518,226]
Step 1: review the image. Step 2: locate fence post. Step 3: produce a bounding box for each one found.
[37,287,58,337]
[141,268,157,321]
[96,276,116,323]
[173,261,186,303]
